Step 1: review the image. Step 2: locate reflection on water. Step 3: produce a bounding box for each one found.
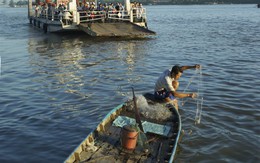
[28,35,86,103]
[27,34,151,107]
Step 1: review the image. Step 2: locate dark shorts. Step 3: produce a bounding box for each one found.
[154,89,175,100]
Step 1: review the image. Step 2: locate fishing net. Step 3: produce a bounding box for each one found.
[123,124,149,152]
[135,95,173,121]
[194,66,203,124]
[181,66,203,124]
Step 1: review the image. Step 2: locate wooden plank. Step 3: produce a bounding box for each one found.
[139,156,152,163]
[100,125,121,147]
[78,133,100,162]
[157,139,172,162]
[126,159,136,163]
[89,143,115,160]
[85,125,121,161]
[79,150,94,162]
[74,152,80,162]
[85,155,116,163]
[148,139,160,158]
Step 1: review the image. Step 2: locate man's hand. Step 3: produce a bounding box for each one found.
[190,93,197,98]
[194,64,201,69]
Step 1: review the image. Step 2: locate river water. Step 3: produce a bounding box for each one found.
[0,4,259,163]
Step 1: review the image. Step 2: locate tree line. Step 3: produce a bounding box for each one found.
[8,0,28,7]
[139,0,259,4]
[170,0,259,4]
[3,0,259,7]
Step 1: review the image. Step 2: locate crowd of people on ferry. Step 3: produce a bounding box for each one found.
[34,2,67,20]
[33,1,145,23]
[76,1,143,12]
[78,1,144,22]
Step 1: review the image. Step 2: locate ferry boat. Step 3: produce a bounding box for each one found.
[27,0,156,37]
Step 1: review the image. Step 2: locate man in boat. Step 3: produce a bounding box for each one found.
[154,64,200,109]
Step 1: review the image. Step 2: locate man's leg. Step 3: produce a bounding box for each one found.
[165,98,178,110]
[172,99,179,110]
[165,92,179,110]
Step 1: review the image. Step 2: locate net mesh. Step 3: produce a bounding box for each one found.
[126,95,173,121]
[195,66,203,124]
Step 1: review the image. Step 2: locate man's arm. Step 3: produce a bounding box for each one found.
[181,64,200,72]
[172,91,196,99]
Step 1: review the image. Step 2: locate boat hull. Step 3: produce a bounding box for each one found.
[65,96,181,163]
[29,17,80,33]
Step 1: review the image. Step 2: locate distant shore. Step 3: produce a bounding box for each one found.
[143,2,259,5]
[1,2,259,8]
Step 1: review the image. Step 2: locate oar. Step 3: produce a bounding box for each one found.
[131,87,144,132]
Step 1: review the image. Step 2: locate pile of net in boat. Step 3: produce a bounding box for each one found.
[127,95,173,121]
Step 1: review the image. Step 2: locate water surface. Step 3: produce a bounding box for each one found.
[0,4,259,163]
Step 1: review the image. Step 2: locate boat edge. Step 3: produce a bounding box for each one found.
[169,106,182,162]
[64,103,124,163]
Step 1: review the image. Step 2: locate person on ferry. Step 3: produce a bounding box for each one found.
[118,3,123,11]
[83,2,90,11]
[97,2,104,11]
[77,2,83,11]
[108,3,114,11]
[58,3,66,13]
[35,4,39,17]
[89,2,96,11]
[154,64,200,110]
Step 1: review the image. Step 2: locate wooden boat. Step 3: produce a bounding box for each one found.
[64,91,181,163]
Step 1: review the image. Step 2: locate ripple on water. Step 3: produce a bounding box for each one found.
[0,5,260,163]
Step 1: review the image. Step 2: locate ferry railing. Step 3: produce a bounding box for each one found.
[78,8,147,24]
[107,8,146,23]
[39,12,61,21]
[32,7,147,25]
[107,10,130,21]
[78,11,106,23]
[36,8,62,21]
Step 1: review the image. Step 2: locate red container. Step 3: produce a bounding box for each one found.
[121,125,138,150]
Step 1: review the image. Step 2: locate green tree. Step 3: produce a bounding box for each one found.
[9,0,15,7]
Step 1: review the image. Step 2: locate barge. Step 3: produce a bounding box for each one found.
[27,0,156,37]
